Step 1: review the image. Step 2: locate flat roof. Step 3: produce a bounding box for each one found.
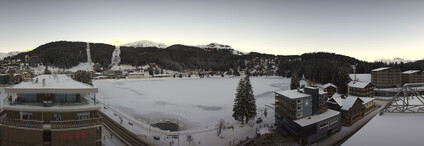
[2,95,101,112]
[371,67,390,72]
[402,70,420,74]
[294,109,340,127]
[5,74,97,93]
[275,90,310,99]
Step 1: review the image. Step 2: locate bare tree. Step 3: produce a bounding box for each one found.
[216,119,225,136]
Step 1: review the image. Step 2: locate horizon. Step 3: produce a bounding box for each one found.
[1,0,424,62]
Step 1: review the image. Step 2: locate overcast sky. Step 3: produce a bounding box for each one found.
[1,0,423,62]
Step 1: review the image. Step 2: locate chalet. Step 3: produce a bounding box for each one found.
[402,70,423,85]
[371,67,401,88]
[323,83,337,97]
[347,81,373,97]
[359,97,376,116]
[328,96,363,126]
[275,87,341,144]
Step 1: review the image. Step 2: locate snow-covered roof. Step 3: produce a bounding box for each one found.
[294,109,340,127]
[359,97,374,104]
[371,67,390,72]
[5,74,97,93]
[323,83,337,89]
[341,96,362,110]
[402,70,420,74]
[348,81,371,89]
[331,96,343,107]
[275,90,310,99]
[258,128,271,135]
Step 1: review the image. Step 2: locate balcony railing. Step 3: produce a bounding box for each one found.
[51,118,102,129]
[0,118,43,129]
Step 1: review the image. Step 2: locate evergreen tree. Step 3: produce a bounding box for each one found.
[73,70,93,85]
[333,68,351,94]
[232,76,257,125]
[44,65,51,74]
[233,78,246,124]
[264,108,267,117]
[243,76,256,124]
[290,74,300,90]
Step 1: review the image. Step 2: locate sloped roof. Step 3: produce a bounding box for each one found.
[331,96,343,107]
[359,97,374,104]
[348,81,371,89]
[323,83,337,89]
[341,96,363,110]
[371,67,390,72]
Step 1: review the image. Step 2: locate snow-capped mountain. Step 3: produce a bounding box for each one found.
[122,40,168,48]
[197,43,246,55]
[375,57,414,64]
[0,51,20,60]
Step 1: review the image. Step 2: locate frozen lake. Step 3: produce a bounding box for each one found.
[94,76,291,130]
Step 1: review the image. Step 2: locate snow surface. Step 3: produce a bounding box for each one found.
[0,51,20,60]
[95,77,295,146]
[343,113,424,146]
[347,81,370,89]
[196,43,247,55]
[94,77,288,131]
[349,74,371,83]
[122,40,168,48]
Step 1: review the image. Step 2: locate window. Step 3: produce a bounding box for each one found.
[297,99,303,104]
[320,122,329,129]
[330,118,338,125]
[77,112,90,120]
[297,105,303,111]
[20,112,32,120]
[53,114,63,121]
[297,112,303,118]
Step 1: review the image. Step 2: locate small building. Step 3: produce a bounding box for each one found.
[371,67,401,88]
[402,70,424,85]
[328,96,363,126]
[258,128,271,140]
[323,83,337,97]
[128,72,147,78]
[275,88,341,144]
[347,81,373,97]
[359,97,376,116]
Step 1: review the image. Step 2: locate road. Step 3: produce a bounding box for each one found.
[100,111,148,146]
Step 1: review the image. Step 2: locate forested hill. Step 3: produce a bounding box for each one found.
[8,41,423,75]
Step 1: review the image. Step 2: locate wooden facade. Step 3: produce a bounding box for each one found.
[371,67,401,88]
[348,82,373,97]
[402,70,424,85]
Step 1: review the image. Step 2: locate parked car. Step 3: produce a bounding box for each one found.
[154,135,160,140]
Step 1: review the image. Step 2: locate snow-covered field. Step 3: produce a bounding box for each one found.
[343,112,424,146]
[94,76,290,131]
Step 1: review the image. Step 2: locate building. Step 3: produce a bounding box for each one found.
[371,67,401,88]
[347,81,373,97]
[275,87,341,144]
[359,97,376,116]
[328,96,363,126]
[323,83,337,97]
[402,70,424,85]
[128,72,147,78]
[1,74,102,145]
[0,74,10,84]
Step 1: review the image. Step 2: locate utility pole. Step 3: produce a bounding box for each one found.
[178,117,180,146]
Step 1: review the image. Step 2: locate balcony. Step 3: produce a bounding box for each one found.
[51,118,102,129]
[0,118,43,129]
[0,117,102,130]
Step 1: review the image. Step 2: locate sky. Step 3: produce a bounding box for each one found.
[1,0,424,62]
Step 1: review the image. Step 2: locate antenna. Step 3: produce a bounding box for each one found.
[351,64,357,83]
